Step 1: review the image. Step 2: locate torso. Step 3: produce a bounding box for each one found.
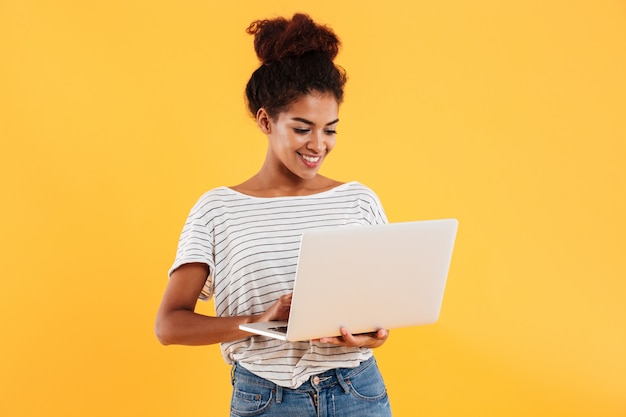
[169,181,389,388]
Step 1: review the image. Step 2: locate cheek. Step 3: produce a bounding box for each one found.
[326,136,337,151]
[269,130,296,152]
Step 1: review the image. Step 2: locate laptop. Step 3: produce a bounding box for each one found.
[239,218,458,342]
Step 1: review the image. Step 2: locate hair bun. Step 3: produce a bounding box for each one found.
[246,13,340,63]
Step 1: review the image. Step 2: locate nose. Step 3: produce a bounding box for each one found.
[306,131,326,153]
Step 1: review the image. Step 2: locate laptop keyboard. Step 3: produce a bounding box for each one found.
[268,326,288,334]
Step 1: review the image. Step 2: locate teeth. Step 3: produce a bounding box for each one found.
[301,154,320,163]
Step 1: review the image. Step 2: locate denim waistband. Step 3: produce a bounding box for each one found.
[231,356,376,396]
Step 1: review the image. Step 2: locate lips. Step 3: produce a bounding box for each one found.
[300,154,321,163]
[297,152,323,167]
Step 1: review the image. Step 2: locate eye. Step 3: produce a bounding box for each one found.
[293,128,310,134]
[325,129,337,135]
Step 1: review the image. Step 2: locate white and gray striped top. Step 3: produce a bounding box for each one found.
[169,181,388,388]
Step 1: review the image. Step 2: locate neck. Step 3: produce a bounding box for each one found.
[232,168,341,198]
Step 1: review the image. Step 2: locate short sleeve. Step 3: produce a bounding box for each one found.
[168,194,216,300]
[367,190,388,225]
[356,184,388,226]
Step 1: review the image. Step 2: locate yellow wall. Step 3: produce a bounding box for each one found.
[1,1,624,416]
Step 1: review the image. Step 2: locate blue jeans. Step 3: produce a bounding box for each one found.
[230,356,392,417]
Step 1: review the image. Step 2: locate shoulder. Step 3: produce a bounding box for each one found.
[186,187,247,217]
[334,181,381,199]
[194,186,254,205]
[337,182,387,224]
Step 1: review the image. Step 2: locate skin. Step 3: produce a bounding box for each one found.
[155,91,388,349]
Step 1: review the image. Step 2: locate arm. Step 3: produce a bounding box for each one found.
[155,262,292,346]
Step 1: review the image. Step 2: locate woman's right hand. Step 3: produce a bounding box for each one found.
[253,293,292,323]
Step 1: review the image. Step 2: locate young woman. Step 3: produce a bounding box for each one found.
[155,13,393,417]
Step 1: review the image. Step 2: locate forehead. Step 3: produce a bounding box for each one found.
[278,92,339,123]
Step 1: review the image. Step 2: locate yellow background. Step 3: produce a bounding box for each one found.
[1,1,625,416]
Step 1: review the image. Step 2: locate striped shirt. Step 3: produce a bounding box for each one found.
[169,181,388,388]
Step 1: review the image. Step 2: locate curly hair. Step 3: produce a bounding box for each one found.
[244,13,347,119]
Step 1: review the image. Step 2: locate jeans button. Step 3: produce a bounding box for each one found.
[312,376,320,385]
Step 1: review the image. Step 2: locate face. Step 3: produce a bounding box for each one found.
[258,92,339,181]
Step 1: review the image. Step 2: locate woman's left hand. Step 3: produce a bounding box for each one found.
[317,328,389,348]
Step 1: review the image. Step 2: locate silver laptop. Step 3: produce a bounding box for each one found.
[239,219,458,342]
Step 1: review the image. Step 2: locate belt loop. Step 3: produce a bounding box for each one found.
[335,368,351,394]
[231,362,237,386]
[275,385,283,403]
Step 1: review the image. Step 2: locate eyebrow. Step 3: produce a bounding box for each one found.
[291,117,339,126]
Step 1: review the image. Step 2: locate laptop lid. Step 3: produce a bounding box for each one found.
[239,218,458,342]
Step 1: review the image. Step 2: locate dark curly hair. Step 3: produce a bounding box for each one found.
[244,13,347,119]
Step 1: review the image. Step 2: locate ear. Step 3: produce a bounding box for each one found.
[256,108,272,134]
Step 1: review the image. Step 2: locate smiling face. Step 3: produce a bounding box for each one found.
[257,91,339,183]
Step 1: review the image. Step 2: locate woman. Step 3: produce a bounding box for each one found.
[156,13,393,417]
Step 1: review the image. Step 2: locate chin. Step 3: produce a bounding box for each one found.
[296,171,320,181]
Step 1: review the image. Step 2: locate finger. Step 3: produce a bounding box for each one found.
[317,336,345,345]
[376,329,389,340]
[338,328,363,347]
[280,293,293,305]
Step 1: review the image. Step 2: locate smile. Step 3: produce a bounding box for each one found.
[299,154,321,163]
